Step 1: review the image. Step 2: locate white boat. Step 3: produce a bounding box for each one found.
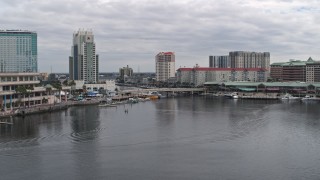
[232,95,239,99]
[301,95,320,101]
[224,92,239,99]
[281,93,301,100]
[128,98,139,103]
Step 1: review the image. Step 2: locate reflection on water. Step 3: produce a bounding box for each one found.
[69,106,101,142]
[0,97,320,179]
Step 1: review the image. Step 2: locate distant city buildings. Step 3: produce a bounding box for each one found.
[177,66,267,86]
[69,30,99,83]
[155,52,175,82]
[119,65,133,82]
[0,30,38,72]
[270,57,320,83]
[182,51,272,86]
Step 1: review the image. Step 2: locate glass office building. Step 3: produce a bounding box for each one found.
[0,30,37,72]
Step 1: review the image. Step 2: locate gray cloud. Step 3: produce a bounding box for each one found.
[0,0,319,72]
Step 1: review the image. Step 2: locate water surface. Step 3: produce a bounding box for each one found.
[1,97,320,180]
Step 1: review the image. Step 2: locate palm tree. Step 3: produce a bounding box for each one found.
[27,86,34,106]
[15,86,27,107]
[44,84,53,104]
[68,80,76,96]
[62,80,68,86]
[52,82,62,103]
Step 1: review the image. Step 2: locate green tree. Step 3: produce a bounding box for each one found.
[51,82,62,103]
[62,80,68,86]
[16,86,27,107]
[68,80,76,96]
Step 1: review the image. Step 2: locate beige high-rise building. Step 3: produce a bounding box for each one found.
[229,51,270,70]
[119,65,133,81]
[69,30,99,83]
[155,52,175,82]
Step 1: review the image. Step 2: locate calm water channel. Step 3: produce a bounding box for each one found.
[1,97,320,180]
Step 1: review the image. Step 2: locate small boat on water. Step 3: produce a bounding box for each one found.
[281,93,301,100]
[224,92,239,99]
[301,95,320,101]
[142,91,162,99]
[128,98,139,103]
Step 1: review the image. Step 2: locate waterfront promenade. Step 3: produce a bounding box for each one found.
[119,87,205,96]
[0,98,101,118]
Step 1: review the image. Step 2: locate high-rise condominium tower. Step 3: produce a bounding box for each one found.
[229,51,270,70]
[209,55,230,68]
[69,30,99,83]
[0,30,37,72]
[155,52,175,82]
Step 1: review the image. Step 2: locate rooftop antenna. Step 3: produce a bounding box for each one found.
[138,65,140,73]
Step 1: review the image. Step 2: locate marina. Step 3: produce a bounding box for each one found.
[1,87,320,119]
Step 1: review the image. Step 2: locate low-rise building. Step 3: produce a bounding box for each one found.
[0,73,69,111]
[270,58,320,82]
[270,62,285,81]
[84,80,117,93]
[282,60,306,82]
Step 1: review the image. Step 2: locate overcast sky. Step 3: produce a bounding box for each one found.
[1,0,319,73]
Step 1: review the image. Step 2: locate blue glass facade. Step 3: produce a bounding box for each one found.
[0,30,38,72]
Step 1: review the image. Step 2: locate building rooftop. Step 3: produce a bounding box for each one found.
[0,30,36,34]
[157,52,174,55]
[177,67,267,71]
[204,81,320,88]
[282,61,307,66]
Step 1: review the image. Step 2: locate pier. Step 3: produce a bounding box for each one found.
[119,88,205,96]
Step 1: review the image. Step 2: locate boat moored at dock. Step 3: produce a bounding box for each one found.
[301,95,320,101]
[281,93,301,100]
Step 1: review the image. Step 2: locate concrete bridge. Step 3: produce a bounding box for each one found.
[119,88,206,96]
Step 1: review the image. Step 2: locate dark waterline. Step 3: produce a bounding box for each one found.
[1,97,320,180]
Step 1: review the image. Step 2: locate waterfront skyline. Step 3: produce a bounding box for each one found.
[1,0,319,73]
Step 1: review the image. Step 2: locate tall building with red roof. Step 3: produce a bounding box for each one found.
[155,52,175,82]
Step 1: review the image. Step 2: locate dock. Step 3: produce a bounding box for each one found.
[239,92,279,100]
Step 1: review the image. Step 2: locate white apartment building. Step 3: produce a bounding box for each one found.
[155,52,175,82]
[177,67,267,86]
